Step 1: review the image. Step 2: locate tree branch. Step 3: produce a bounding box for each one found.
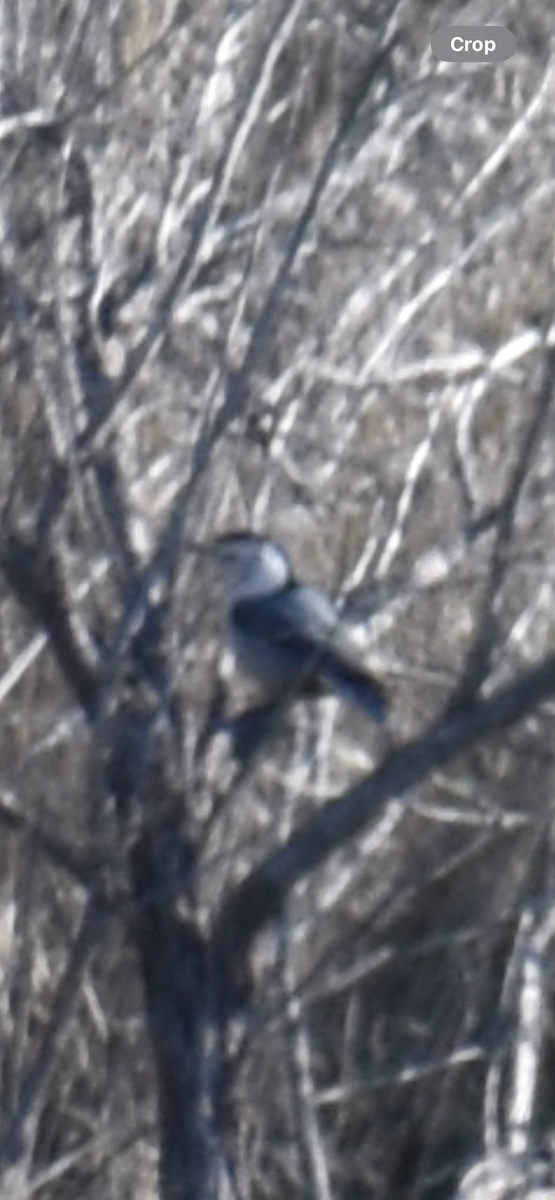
[213,650,555,1009]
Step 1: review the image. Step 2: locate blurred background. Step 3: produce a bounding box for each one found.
[1,2,555,1198]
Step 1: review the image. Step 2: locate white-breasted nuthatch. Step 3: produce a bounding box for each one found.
[210,531,388,722]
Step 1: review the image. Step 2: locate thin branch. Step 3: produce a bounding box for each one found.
[0,788,99,890]
[278,917,333,1200]
[83,0,309,449]
[0,899,107,1178]
[446,339,555,711]
[59,140,137,578]
[0,531,99,718]
[228,23,398,398]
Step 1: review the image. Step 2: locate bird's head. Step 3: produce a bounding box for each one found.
[211,531,291,604]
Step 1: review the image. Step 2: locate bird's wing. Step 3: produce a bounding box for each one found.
[232,584,338,649]
[232,587,387,720]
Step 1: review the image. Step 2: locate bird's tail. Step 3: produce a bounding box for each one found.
[317,650,388,722]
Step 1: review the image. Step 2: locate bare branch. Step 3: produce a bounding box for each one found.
[0,899,107,1185]
[1,532,99,717]
[213,650,555,1008]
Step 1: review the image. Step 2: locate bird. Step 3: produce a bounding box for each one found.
[210,530,388,722]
